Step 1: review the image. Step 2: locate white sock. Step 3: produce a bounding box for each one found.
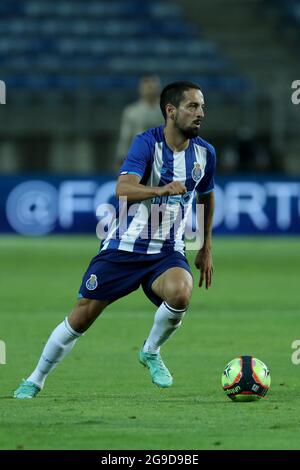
[27,317,82,389]
[143,301,187,354]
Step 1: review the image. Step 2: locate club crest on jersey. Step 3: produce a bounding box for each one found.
[191,162,203,182]
[86,274,98,291]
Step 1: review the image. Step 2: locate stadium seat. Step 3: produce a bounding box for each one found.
[0,0,251,95]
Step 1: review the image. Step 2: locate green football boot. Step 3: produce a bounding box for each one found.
[139,347,173,388]
[13,379,41,399]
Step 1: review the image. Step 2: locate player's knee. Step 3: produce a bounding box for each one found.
[69,298,107,332]
[165,285,191,310]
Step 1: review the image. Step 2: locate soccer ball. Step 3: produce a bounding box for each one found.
[222,356,271,402]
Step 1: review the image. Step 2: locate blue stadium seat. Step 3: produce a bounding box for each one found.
[0,0,251,94]
[271,0,300,25]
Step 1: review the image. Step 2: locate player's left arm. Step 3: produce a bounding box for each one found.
[194,144,216,289]
[194,190,215,289]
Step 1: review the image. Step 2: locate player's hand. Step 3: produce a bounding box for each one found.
[194,248,213,289]
[156,181,187,197]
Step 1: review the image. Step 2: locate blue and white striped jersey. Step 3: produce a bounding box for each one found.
[100,125,216,255]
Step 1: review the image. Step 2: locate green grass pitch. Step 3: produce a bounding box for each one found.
[1,235,300,450]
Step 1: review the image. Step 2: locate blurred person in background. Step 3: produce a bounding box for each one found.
[114,75,162,171]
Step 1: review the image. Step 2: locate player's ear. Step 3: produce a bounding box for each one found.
[166,103,175,120]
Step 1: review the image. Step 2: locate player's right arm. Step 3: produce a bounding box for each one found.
[116,174,187,202]
[116,134,186,201]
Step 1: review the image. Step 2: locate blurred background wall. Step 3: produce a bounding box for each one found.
[0,0,299,235]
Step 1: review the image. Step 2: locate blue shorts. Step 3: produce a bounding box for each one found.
[78,249,193,307]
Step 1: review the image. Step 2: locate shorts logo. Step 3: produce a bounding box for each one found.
[86,274,98,290]
[191,162,204,182]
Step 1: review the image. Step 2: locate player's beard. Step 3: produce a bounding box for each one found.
[174,118,200,139]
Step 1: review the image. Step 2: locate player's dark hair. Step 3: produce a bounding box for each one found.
[160,81,201,120]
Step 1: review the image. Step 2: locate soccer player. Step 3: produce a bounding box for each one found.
[14,81,216,398]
